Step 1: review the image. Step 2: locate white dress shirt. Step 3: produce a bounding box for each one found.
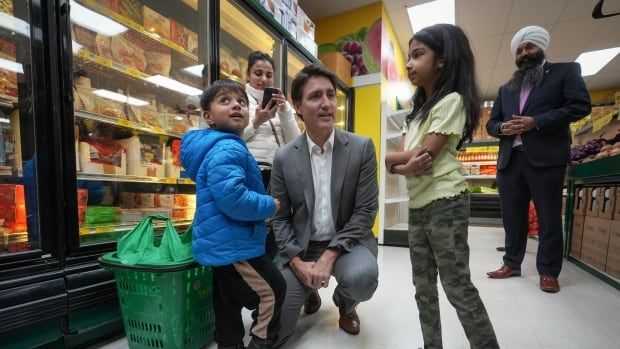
[307,130,336,241]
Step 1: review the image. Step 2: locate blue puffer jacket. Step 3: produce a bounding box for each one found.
[181,129,275,266]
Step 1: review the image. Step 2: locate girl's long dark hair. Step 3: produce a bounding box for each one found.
[406,24,480,149]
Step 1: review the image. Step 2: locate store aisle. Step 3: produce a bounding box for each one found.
[97,226,620,349]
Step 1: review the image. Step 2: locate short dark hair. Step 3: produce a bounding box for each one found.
[200,79,248,111]
[290,63,337,106]
[247,51,275,77]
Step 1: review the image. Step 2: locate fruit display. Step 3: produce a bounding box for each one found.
[457,151,498,162]
[317,19,381,77]
[571,132,620,163]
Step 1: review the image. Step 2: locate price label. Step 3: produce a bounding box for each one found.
[164,178,177,184]
[592,112,614,132]
[95,226,114,234]
[152,127,165,134]
[79,227,91,235]
[124,67,143,78]
[117,119,131,127]
[487,146,499,152]
[165,40,185,53]
[77,49,91,60]
[95,55,112,67]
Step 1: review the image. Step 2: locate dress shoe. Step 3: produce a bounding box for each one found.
[303,289,321,314]
[540,275,560,293]
[338,309,360,335]
[487,264,521,279]
[333,292,360,335]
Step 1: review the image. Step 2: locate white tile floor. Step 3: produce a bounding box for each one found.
[96,226,620,349]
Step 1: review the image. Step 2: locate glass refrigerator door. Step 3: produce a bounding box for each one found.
[335,87,349,131]
[286,48,306,132]
[219,0,282,87]
[0,1,42,256]
[69,0,205,245]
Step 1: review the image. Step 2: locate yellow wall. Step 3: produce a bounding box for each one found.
[315,3,382,45]
[381,5,412,110]
[589,88,619,104]
[354,84,381,237]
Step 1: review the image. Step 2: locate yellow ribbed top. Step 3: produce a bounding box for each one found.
[403,92,467,209]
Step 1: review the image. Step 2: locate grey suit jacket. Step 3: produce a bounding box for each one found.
[270,129,379,266]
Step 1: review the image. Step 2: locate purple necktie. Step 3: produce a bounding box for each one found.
[514,84,533,146]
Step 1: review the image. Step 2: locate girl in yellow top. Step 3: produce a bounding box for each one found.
[386,24,499,349]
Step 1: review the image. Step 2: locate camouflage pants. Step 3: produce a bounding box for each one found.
[408,192,499,349]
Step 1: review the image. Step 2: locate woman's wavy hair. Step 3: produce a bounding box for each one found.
[406,24,480,149]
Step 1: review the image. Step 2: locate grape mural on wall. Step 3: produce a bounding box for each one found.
[318,19,382,77]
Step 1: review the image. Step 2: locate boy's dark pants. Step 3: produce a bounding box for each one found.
[212,255,286,348]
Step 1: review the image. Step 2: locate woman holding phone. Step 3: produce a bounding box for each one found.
[243,51,301,169]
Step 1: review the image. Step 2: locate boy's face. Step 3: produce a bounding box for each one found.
[294,76,336,136]
[204,90,249,136]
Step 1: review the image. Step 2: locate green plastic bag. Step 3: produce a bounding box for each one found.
[107,215,194,266]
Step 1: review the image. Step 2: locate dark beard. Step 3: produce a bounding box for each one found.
[507,50,545,92]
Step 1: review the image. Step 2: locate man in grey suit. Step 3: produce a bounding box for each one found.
[270,64,379,347]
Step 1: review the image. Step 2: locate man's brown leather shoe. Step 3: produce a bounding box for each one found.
[303,289,321,315]
[338,309,360,335]
[540,275,560,293]
[487,264,521,279]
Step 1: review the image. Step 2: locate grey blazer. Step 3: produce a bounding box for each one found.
[270,129,379,266]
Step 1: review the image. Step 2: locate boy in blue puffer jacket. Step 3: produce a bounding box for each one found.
[181,80,286,349]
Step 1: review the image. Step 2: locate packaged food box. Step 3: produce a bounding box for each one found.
[155,194,175,208]
[78,204,87,226]
[116,135,164,177]
[142,6,170,39]
[172,207,194,220]
[174,194,196,208]
[145,50,171,76]
[95,34,113,59]
[136,193,156,208]
[598,186,616,220]
[79,141,127,175]
[75,86,126,119]
[119,192,136,209]
[73,24,97,52]
[111,35,146,72]
[0,184,26,232]
[84,205,122,226]
[128,104,163,128]
[77,188,89,206]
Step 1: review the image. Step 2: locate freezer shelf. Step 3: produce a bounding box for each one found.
[77,172,195,185]
[79,219,193,244]
[75,110,183,138]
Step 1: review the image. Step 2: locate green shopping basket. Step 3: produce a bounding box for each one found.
[99,215,214,349]
[99,257,215,349]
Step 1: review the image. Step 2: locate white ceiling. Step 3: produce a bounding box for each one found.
[298,0,620,99]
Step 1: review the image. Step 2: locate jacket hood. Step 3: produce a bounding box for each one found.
[180,129,244,180]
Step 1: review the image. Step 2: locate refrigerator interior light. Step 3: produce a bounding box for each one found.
[0,12,30,37]
[0,57,24,74]
[92,89,149,106]
[145,75,203,96]
[182,64,205,78]
[71,40,83,54]
[0,118,10,124]
[70,0,128,36]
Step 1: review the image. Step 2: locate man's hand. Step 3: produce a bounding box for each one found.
[511,116,537,133]
[502,116,536,135]
[308,248,340,288]
[289,257,316,288]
